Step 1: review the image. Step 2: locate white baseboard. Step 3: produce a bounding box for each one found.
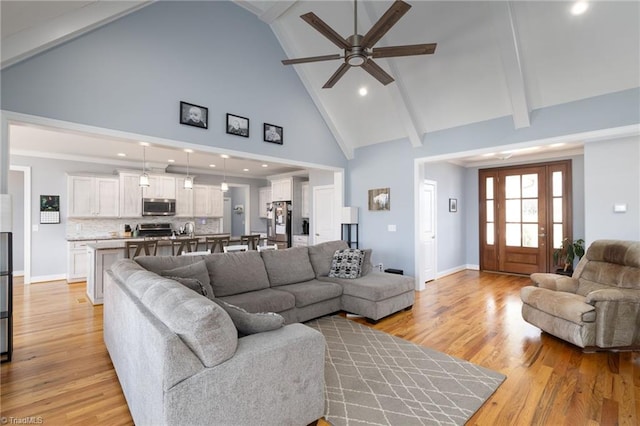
[12,270,24,277]
[31,273,67,283]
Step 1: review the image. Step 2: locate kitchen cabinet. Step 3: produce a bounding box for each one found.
[301,182,310,218]
[175,177,194,217]
[271,178,292,202]
[193,185,223,217]
[292,235,309,247]
[67,175,119,218]
[67,240,95,283]
[259,186,272,218]
[87,243,124,305]
[119,172,142,217]
[143,175,176,199]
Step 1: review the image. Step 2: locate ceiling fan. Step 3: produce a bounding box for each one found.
[281,0,437,89]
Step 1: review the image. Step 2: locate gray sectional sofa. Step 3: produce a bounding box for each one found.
[104,240,415,425]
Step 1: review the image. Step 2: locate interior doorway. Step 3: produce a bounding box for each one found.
[479,160,572,274]
[418,180,437,285]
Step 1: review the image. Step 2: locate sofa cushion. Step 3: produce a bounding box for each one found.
[328,249,365,279]
[319,270,414,301]
[261,246,316,286]
[164,276,208,296]
[308,240,349,277]
[139,278,238,368]
[212,299,285,335]
[361,248,373,276]
[218,288,295,314]
[521,286,596,324]
[205,251,271,297]
[159,260,214,297]
[276,280,343,308]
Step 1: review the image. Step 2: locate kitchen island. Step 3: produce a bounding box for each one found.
[84,234,265,305]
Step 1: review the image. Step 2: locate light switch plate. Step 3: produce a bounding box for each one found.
[388,224,396,232]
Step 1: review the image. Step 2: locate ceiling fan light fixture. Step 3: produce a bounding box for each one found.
[347,54,366,66]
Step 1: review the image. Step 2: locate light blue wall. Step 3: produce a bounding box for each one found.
[584,137,640,242]
[423,162,466,272]
[0,1,347,170]
[350,88,637,276]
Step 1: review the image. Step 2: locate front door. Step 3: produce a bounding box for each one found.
[479,160,572,274]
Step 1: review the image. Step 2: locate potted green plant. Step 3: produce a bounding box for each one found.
[553,238,585,272]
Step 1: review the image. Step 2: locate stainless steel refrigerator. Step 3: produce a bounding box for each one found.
[267,201,291,249]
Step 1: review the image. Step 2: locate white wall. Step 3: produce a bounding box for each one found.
[584,136,640,243]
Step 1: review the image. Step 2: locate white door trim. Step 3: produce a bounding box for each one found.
[9,165,31,284]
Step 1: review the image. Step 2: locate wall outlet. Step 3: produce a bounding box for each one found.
[376,263,384,272]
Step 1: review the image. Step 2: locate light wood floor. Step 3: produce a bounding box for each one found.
[1,271,638,425]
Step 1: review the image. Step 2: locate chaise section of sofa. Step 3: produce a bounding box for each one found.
[104,259,326,426]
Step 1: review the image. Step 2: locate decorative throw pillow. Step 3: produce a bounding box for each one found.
[159,260,214,298]
[328,248,364,279]
[212,299,285,336]
[164,276,208,296]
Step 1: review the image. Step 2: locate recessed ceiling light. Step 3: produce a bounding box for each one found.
[184,148,194,153]
[220,154,230,159]
[167,159,175,163]
[571,1,588,15]
[359,87,368,96]
[550,143,566,148]
[117,152,126,157]
[482,153,495,157]
[209,164,216,168]
[243,168,249,172]
[261,164,268,168]
[139,141,150,147]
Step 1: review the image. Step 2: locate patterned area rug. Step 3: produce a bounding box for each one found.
[306,316,505,426]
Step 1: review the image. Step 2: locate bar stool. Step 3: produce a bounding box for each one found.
[125,240,158,258]
[205,235,231,253]
[240,234,260,250]
[171,238,200,256]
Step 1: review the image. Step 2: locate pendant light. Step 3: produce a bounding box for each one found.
[139,144,150,187]
[184,149,193,190]
[220,155,229,192]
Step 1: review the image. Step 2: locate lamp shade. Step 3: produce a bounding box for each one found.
[341,207,358,224]
[0,194,13,232]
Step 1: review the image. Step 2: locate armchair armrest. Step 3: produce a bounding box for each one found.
[530,273,579,293]
[586,288,640,304]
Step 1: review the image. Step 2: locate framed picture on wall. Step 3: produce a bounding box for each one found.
[180,101,208,129]
[449,198,458,212]
[226,113,249,137]
[263,123,283,144]
[368,188,390,211]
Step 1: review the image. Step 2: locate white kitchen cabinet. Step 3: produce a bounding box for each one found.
[68,175,119,218]
[193,184,223,217]
[175,177,194,217]
[143,175,176,199]
[301,182,310,218]
[292,235,309,247]
[271,178,292,201]
[119,172,142,217]
[87,244,124,305]
[67,240,95,283]
[259,186,272,218]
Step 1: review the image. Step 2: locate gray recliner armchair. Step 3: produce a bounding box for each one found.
[521,240,640,351]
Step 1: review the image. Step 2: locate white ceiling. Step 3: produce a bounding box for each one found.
[2,1,639,173]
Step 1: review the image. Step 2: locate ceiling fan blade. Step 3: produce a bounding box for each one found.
[372,43,437,59]
[360,0,412,49]
[361,59,395,85]
[301,12,351,50]
[323,63,350,89]
[282,54,342,65]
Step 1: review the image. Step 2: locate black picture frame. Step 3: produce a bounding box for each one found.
[449,198,458,212]
[263,123,283,145]
[180,101,208,129]
[226,113,250,138]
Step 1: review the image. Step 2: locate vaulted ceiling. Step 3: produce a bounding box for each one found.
[2,1,639,168]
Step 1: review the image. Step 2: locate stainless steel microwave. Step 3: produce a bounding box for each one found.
[142,198,176,216]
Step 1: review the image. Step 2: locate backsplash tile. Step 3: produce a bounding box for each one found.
[67,217,222,239]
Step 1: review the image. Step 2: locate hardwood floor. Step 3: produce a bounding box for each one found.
[1,271,638,425]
